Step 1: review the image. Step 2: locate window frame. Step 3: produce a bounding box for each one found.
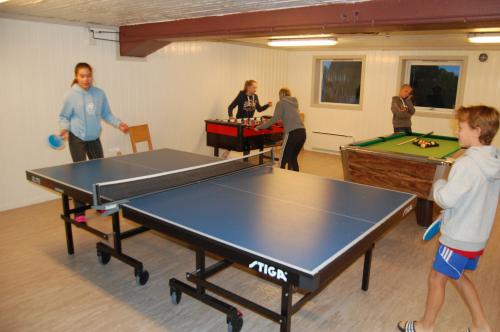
[311,55,366,111]
[397,56,468,118]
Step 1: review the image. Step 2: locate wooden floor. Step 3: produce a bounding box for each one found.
[1,150,499,332]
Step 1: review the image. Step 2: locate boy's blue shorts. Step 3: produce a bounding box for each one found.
[432,244,480,280]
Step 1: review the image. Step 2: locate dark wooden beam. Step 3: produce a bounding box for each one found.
[120,0,500,57]
[120,39,169,58]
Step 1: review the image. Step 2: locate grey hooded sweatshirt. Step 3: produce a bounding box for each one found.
[256,96,304,133]
[433,146,500,251]
[391,96,415,128]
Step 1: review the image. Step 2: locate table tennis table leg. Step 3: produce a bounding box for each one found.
[242,149,250,162]
[195,249,206,296]
[214,147,219,157]
[112,213,123,253]
[259,147,264,164]
[416,198,433,227]
[95,213,150,286]
[61,194,75,255]
[169,251,244,331]
[280,283,293,332]
[362,245,374,291]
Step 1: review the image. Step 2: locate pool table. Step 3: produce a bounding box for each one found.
[340,132,463,227]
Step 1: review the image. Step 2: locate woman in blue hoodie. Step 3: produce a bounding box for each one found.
[59,62,129,223]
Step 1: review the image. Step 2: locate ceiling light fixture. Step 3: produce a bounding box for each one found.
[268,37,337,47]
[468,33,500,44]
[270,34,334,40]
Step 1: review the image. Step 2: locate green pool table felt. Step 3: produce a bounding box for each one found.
[358,134,461,159]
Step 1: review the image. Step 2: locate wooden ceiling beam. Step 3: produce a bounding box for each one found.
[119,0,500,57]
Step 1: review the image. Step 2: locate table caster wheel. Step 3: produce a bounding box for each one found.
[135,270,149,286]
[226,311,243,332]
[97,251,111,265]
[170,287,182,305]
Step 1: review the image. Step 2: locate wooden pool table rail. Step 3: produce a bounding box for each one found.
[340,134,463,227]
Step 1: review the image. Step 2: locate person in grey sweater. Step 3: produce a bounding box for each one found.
[398,105,500,332]
[391,84,415,134]
[256,88,305,171]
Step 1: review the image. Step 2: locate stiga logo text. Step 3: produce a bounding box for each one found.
[402,204,414,217]
[249,261,288,282]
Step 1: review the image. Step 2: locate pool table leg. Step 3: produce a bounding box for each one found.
[416,198,433,227]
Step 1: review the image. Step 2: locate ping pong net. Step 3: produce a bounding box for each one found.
[92,149,274,213]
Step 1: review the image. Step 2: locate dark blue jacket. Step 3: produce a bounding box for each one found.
[228,91,269,119]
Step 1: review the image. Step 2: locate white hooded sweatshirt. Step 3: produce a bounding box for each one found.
[433,145,500,252]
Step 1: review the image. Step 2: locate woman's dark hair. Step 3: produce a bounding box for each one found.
[71,62,93,86]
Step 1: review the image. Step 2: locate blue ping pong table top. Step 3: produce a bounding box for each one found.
[29,148,221,195]
[122,163,415,276]
[29,148,415,276]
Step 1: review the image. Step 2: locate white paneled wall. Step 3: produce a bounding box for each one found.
[0,17,288,211]
[288,50,500,151]
[3,16,500,212]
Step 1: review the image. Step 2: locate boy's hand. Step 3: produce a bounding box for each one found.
[267,101,273,107]
[119,122,129,133]
[59,129,69,140]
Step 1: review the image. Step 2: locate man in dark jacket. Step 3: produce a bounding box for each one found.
[392,84,415,134]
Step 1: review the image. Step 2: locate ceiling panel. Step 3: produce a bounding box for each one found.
[0,0,366,26]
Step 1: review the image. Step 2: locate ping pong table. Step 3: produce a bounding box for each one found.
[26,148,416,332]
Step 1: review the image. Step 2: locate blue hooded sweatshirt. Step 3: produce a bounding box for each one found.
[59,85,121,141]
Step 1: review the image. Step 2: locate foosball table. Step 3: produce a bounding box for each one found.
[205,116,284,156]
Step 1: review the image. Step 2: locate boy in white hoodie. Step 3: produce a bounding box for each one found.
[398,105,500,332]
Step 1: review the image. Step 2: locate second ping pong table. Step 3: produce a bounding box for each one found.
[26,148,416,331]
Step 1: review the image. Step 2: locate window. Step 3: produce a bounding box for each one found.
[312,57,365,110]
[402,60,465,111]
[320,60,362,104]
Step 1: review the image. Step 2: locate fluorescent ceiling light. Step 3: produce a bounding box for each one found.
[471,28,500,33]
[268,38,337,47]
[468,33,500,44]
[270,34,334,40]
[0,0,10,3]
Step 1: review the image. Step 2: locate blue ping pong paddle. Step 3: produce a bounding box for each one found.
[47,134,65,150]
[423,218,442,241]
